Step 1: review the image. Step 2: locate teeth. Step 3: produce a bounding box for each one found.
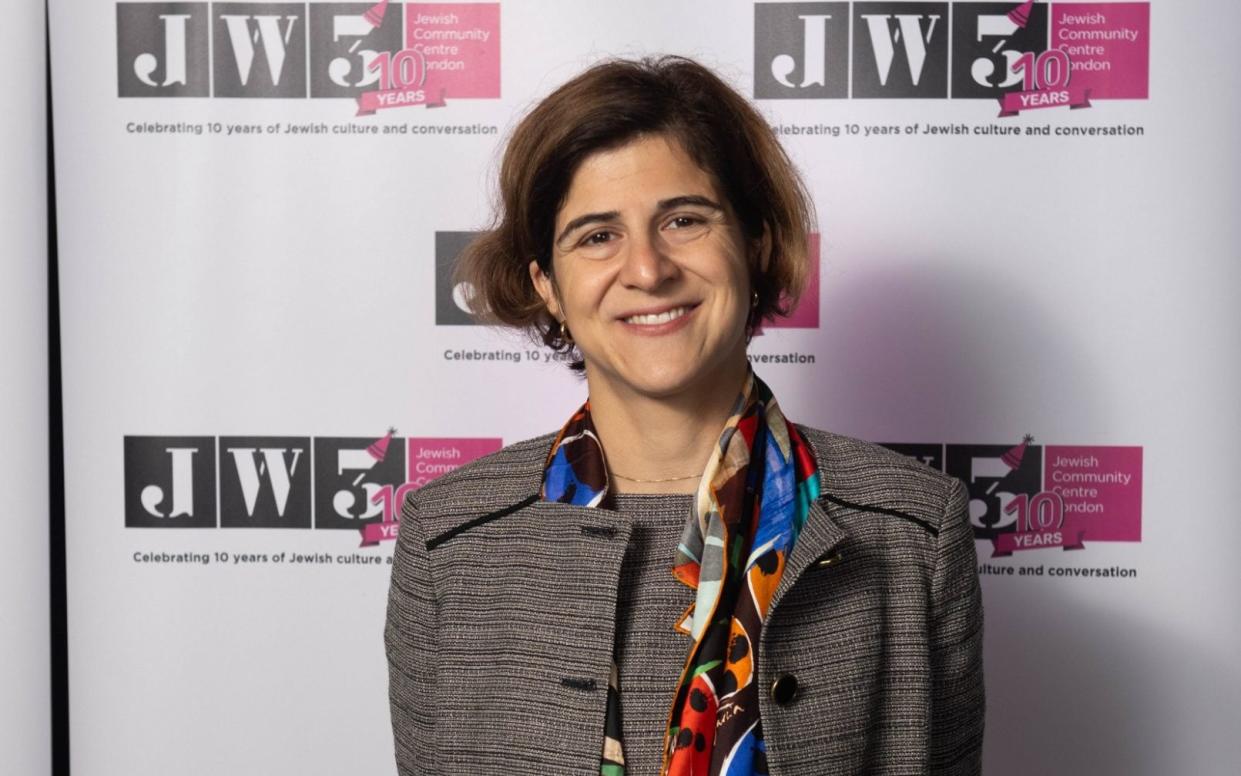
[624,306,690,325]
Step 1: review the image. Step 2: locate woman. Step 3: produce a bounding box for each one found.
[386,56,983,776]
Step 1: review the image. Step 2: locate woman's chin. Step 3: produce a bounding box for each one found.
[609,361,716,400]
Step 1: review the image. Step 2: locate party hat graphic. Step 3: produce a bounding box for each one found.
[363,0,389,28]
[367,427,396,462]
[1001,434,1035,470]
[1007,0,1037,28]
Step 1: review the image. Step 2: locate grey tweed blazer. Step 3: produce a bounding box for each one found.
[386,424,984,775]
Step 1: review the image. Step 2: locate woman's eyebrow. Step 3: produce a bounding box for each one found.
[556,210,620,245]
[655,194,723,212]
[555,195,724,245]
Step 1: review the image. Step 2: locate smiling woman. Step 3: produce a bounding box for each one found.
[454,57,812,380]
[528,133,758,448]
[386,56,983,776]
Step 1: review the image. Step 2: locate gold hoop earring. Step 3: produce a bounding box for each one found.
[559,320,574,345]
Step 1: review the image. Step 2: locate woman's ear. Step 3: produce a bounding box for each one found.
[528,258,563,320]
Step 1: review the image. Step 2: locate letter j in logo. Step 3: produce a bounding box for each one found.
[754,3,849,99]
[124,436,217,527]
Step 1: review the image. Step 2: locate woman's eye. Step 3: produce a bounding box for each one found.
[583,230,613,245]
[668,215,704,229]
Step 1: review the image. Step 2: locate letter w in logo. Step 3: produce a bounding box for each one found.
[852,2,948,98]
[212,3,307,97]
[219,436,312,528]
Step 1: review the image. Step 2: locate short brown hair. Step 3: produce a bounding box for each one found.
[454,54,816,372]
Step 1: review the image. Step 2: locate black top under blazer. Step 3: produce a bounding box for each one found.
[385,423,985,775]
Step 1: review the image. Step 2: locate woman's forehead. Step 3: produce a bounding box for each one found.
[558,134,722,216]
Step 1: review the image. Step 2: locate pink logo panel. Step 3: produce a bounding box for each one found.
[407,437,504,488]
[360,437,503,546]
[1051,3,1150,99]
[1046,445,1143,542]
[406,3,501,99]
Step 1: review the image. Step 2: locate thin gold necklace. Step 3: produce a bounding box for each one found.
[610,470,702,483]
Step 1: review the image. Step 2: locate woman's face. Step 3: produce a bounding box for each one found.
[529,133,758,400]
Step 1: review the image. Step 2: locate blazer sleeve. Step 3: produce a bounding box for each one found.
[929,478,985,774]
[385,492,440,775]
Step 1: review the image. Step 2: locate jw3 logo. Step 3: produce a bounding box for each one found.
[116,2,500,105]
[123,433,500,542]
[883,437,1143,556]
[754,1,1149,101]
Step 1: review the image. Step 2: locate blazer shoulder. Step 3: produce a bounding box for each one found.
[795,423,963,533]
[403,431,554,521]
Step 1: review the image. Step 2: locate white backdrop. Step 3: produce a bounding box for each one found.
[2,1,49,774]
[49,1,1240,774]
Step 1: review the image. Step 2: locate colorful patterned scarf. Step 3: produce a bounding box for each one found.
[540,367,821,776]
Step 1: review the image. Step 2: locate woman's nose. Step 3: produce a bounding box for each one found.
[618,231,678,290]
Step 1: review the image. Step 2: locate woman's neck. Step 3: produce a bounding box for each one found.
[585,359,750,494]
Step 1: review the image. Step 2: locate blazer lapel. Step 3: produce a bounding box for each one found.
[518,498,638,657]
[770,496,849,615]
[768,426,852,614]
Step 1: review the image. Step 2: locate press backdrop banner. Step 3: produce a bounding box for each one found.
[51,1,1240,774]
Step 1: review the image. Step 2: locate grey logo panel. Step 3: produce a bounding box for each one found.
[950,2,1048,99]
[218,436,313,528]
[754,3,849,99]
[124,436,217,528]
[212,3,307,98]
[312,437,405,530]
[946,443,1042,541]
[851,2,949,98]
[116,3,210,97]
[435,231,484,326]
[308,3,405,99]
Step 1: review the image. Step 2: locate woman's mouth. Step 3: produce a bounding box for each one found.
[618,303,700,334]
[622,305,693,325]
